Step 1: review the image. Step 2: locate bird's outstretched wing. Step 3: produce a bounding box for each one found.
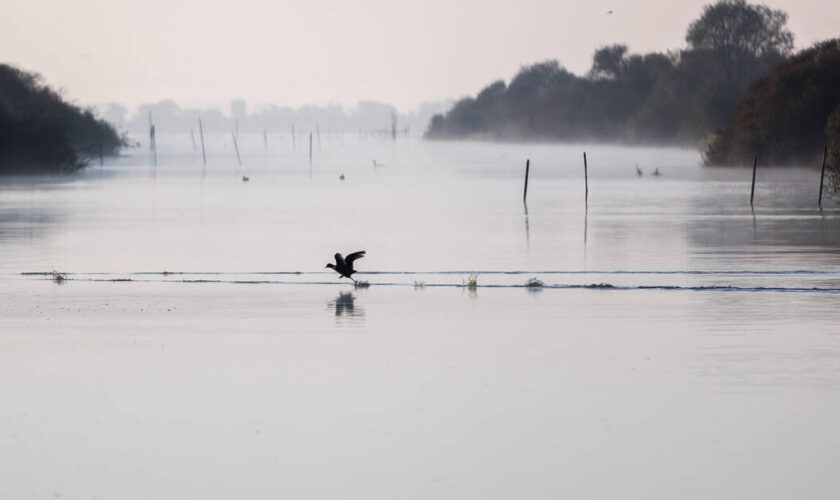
[345,251,366,264]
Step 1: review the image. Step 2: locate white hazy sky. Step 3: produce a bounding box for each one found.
[2,0,838,111]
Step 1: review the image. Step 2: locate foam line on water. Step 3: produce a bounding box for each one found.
[14,269,840,277]
[24,276,840,294]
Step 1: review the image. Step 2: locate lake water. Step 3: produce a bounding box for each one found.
[2,136,839,499]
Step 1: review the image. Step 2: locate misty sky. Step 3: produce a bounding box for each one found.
[3,0,837,111]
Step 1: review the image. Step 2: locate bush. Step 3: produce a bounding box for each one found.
[0,64,125,173]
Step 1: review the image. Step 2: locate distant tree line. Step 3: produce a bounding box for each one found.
[705,39,840,170]
[0,64,125,174]
[425,0,793,147]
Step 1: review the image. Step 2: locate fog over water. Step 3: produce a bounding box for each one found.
[1,138,839,499]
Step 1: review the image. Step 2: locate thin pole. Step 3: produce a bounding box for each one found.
[309,132,313,165]
[198,118,206,166]
[148,111,156,167]
[316,124,322,150]
[264,130,268,151]
[292,125,296,150]
[750,155,757,205]
[523,159,530,202]
[190,129,196,151]
[231,131,242,167]
[819,146,828,206]
[583,152,588,203]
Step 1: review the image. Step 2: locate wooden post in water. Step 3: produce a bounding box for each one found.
[231,131,242,167]
[750,155,758,205]
[583,152,589,204]
[148,111,157,167]
[819,146,828,207]
[309,132,313,165]
[198,118,206,167]
[523,159,530,203]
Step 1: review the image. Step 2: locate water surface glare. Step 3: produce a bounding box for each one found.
[1,139,839,500]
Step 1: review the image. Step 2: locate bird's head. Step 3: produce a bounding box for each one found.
[325,263,335,270]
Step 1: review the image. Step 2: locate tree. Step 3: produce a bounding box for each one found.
[590,45,629,79]
[686,0,793,93]
[704,39,840,166]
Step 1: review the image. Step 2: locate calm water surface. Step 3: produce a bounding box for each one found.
[1,138,839,499]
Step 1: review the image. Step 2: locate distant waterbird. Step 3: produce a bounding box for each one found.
[635,164,643,176]
[653,168,662,176]
[339,174,345,181]
[242,176,250,182]
[326,251,366,283]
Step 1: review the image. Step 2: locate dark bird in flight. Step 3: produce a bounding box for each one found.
[326,251,366,282]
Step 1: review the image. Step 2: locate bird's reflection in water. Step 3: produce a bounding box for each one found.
[328,292,365,324]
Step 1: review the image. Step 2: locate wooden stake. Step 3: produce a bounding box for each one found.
[583,152,589,203]
[750,155,757,205]
[819,146,828,206]
[148,111,156,167]
[198,118,206,166]
[231,131,242,167]
[523,159,530,202]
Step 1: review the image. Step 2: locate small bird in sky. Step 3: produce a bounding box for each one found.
[326,251,366,282]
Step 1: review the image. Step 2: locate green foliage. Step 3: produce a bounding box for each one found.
[425,0,793,146]
[705,39,840,166]
[0,64,125,173]
[686,0,793,93]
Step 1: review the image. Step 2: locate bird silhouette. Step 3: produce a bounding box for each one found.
[326,251,366,282]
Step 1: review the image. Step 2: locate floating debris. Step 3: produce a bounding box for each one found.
[339,174,345,181]
[242,176,250,182]
[354,280,370,289]
[525,277,544,288]
[52,272,66,284]
[414,281,426,289]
